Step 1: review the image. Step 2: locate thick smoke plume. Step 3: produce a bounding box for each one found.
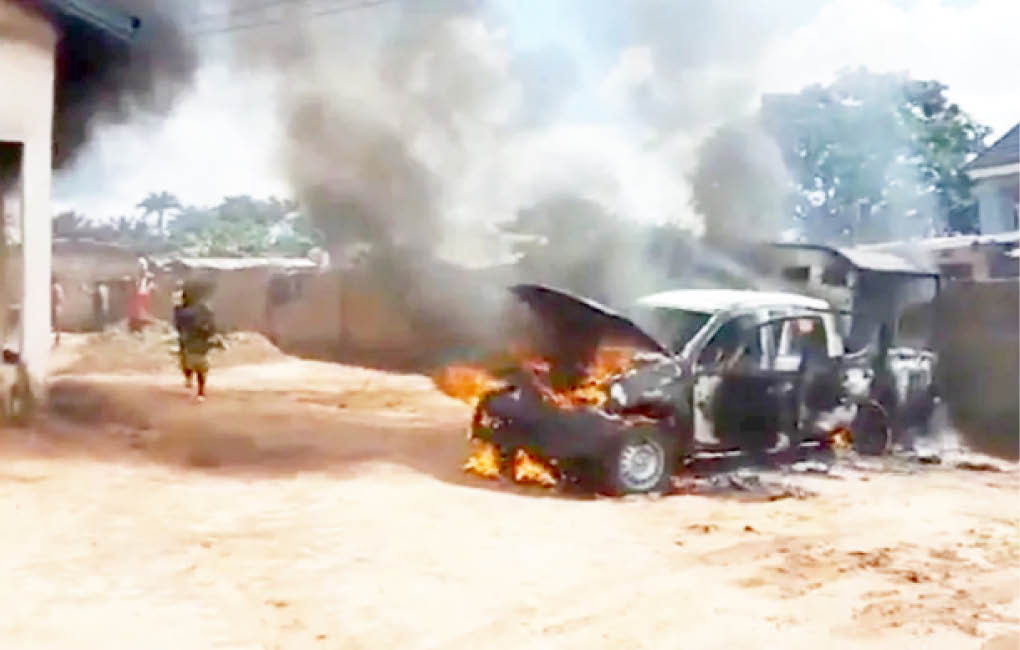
[221,0,852,363]
[227,1,801,278]
[46,0,199,169]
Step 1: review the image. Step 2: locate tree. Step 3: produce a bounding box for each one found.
[57,194,322,257]
[166,195,321,257]
[692,69,991,244]
[136,191,181,235]
[52,210,88,238]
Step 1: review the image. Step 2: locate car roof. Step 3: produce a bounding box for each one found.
[634,289,830,313]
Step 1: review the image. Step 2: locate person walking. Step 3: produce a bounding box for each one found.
[173,280,223,402]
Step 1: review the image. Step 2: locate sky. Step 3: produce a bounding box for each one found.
[52,0,1020,238]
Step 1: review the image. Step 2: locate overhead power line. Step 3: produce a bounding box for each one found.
[192,0,397,37]
[192,0,321,25]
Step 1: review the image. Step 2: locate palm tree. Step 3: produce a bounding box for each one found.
[136,191,181,235]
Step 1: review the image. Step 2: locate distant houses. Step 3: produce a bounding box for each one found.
[965,122,1020,236]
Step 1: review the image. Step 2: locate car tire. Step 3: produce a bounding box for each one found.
[602,427,677,496]
[851,401,890,456]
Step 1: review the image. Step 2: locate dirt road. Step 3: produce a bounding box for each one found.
[0,333,1015,649]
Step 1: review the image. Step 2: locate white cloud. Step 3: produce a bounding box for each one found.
[600,45,656,107]
[53,63,287,219]
[754,0,1020,136]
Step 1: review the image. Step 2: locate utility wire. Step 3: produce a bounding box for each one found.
[192,0,322,25]
[192,0,396,36]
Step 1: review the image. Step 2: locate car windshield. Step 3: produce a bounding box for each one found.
[630,306,713,354]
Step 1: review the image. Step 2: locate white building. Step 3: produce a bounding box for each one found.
[0,0,138,400]
[965,123,1019,235]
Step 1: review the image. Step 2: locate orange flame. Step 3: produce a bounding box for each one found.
[463,440,501,479]
[535,346,638,410]
[831,427,853,450]
[435,365,505,407]
[451,345,640,489]
[512,448,559,487]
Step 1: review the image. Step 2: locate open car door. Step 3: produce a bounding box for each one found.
[703,313,842,451]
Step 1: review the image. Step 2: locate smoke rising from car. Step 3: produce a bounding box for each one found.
[223,0,809,319]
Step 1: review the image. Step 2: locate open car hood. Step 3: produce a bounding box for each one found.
[510,284,668,369]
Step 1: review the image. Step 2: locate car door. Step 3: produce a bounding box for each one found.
[750,314,844,443]
[706,313,793,450]
[690,311,771,448]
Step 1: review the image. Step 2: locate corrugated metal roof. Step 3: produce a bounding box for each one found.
[835,247,937,275]
[855,231,1020,253]
[152,257,317,271]
[771,242,938,275]
[965,123,1019,171]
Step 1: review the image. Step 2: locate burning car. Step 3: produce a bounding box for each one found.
[452,284,938,495]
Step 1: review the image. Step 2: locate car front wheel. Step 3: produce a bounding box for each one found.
[603,428,676,496]
[851,401,891,456]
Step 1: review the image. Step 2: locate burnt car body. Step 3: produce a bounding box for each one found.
[471,284,938,494]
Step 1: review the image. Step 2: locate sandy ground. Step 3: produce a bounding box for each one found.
[0,331,1016,649]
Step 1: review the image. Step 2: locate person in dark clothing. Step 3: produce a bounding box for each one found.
[173,280,223,402]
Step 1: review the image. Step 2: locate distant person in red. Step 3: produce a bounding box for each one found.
[128,271,155,333]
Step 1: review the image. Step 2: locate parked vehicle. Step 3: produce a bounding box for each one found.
[470,284,939,495]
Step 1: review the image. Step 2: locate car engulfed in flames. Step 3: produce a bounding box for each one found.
[434,284,693,495]
[437,282,933,496]
[437,345,647,488]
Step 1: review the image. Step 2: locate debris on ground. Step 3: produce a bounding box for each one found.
[790,460,833,474]
[953,460,1004,473]
[671,471,818,501]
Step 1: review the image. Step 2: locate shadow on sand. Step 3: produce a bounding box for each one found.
[0,377,893,503]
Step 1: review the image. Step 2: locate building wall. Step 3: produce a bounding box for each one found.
[934,279,1019,459]
[0,1,56,392]
[52,246,139,330]
[975,173,1020,235]
[267,265,512,370]
[929,242,1020,282]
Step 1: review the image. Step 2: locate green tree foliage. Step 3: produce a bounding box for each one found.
[52,210,88,238]
[136,191,182,235]
[53,195,323,257]
[167,195,320,256]
[691,69,991,244]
